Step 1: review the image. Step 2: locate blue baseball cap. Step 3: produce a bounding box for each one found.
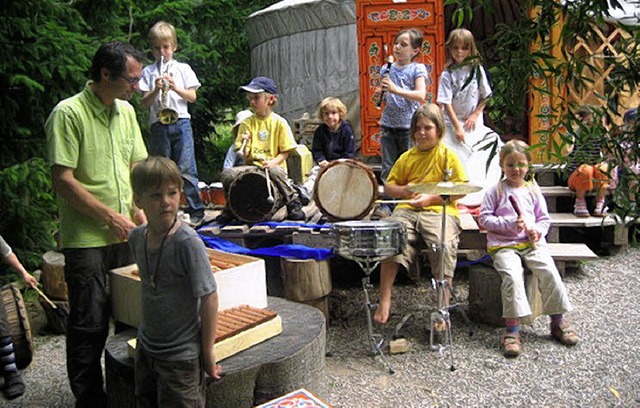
[239,76,278,95]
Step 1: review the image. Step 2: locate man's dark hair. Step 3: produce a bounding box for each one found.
[90,42,145,82]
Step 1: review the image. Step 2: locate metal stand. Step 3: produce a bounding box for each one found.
[355,257,395,374]
[429,194,457,371]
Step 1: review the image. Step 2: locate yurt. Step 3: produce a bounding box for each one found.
[245,0,360,140]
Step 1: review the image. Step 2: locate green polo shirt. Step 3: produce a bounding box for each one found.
[45,82,148,249]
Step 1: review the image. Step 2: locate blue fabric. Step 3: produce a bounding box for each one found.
[198,233,333,261]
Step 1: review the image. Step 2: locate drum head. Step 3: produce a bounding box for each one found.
[314,160,377,220]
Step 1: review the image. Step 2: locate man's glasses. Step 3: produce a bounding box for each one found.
[120,75,142,84]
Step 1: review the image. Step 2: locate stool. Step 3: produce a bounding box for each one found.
[468,263,543,326]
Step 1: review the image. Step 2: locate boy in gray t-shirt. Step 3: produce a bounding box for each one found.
[129,157,221,406]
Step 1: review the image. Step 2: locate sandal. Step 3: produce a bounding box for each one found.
[501,332,521,357]
[551,322,579,346]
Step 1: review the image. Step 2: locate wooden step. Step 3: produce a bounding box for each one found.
[547,242,597,261]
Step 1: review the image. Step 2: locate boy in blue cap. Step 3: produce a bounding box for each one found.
[217,77,305,223]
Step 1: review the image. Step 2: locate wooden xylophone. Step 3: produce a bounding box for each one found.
[215,305,278,342]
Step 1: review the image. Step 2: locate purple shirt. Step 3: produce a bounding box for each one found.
[478,182,550,248]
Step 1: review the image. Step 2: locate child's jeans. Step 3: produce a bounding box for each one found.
[380,126,411,183]
[149,119,205,218]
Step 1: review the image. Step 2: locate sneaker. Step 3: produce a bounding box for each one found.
[2,371,25,400]
[286,200,306,221]
[294,184,311,206]
[551,322,579,346]
[573,200,589,217]
[501,332,521,357]
[593,201,608,217]
[188,213,205,228]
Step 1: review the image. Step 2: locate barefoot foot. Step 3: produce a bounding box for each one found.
[373,300,390,324]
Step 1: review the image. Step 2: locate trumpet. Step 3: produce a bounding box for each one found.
[158,56,179,125]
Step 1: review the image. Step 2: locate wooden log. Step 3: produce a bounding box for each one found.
[468,264,543,327]
[281,258,332,302]
[105,297,327,408]
[41,251,67,301]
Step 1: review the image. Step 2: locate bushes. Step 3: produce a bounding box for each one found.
[0,158,58,282]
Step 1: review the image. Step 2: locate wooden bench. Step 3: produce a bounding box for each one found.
[466,242,597,326]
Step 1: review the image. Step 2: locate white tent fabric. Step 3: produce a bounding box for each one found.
[246,0,361,142]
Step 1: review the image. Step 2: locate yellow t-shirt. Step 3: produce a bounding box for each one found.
[387,143,468,216]
[235,112,297,172]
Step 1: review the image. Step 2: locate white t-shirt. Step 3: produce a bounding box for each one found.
[139,59,201,124]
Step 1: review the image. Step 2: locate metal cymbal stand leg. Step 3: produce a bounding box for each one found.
[357,258,395,374]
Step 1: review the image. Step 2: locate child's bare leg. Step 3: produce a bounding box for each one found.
[374,261,398,324]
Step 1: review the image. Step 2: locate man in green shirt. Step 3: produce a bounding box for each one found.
[45,42,148,408]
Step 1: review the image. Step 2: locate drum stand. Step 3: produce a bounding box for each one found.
[355,257,395,374]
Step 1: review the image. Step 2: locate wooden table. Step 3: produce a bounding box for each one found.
[105,297,327,408]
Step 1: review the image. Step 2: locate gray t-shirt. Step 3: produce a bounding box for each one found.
[129,222,216,361]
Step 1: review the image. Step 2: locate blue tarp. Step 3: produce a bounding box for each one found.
[199,233,333,261]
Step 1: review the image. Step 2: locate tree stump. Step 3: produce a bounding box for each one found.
[41,251,67,301]
[281,258,332,321]
[105,297,326,408]
[468,264,543,326]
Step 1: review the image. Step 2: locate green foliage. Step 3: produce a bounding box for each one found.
[0,0,97,167]
[0,158,58,275]
[199,120,236,183]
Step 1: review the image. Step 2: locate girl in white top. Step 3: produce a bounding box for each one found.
[437,28,503,207]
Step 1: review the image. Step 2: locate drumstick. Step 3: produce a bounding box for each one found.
[375,199,414,205]
[264,168,275,204]
[508,195,538,249]
[237,138,248,163]
[33,285,58,310]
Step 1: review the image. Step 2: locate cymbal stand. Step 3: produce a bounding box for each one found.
[355,257,395,374]
[429,194,457,371]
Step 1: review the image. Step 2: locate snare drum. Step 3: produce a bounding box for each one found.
[332,220,406,262]
[313,159,377,221]
[227,166,282,223]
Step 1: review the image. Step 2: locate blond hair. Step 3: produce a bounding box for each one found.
[148,21,178,48]
[444,28,481,69]
[317,97,347,120]
[410,103,445,142]
[131,156,184,196]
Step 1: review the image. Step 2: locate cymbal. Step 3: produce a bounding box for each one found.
[409,181,482,195]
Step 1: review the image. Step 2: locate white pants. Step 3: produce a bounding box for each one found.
[492,247,573,319]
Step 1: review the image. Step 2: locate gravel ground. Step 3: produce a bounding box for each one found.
[4,245,640,407]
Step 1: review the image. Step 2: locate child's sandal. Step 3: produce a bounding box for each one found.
[551,322,579,346]
[501,332,521,357]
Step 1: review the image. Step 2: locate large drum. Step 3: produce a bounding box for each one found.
[313,159,378,221]
[227,167,283,223]
[332,220,407,262]
[1,283,33,369]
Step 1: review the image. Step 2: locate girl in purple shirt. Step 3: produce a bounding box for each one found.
[478,140,578,357]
